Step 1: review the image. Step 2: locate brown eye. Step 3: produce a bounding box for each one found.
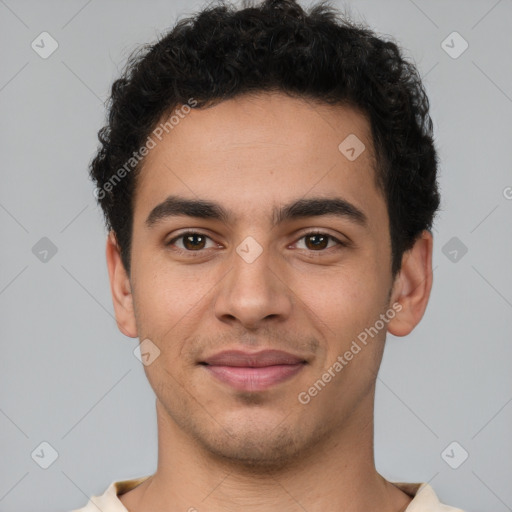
[304,233,329,250]
[295,232,345,252]
[167,232,215,252]
[182,233,207,250]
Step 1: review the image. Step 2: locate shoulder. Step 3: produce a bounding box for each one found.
[392,481,466,511]
[69,475,151,512]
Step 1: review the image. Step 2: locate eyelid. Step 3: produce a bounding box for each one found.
[290,230,348,252]
[166,230,219,250]
[292,228,349,245]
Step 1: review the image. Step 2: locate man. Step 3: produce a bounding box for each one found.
[73,0,464,510]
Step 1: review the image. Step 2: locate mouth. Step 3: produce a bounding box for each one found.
[199,349,308,392]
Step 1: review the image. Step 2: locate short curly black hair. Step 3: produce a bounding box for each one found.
[90,0,439,278]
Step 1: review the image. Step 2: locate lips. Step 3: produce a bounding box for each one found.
[202,349,306,367]
[200,349,307,392]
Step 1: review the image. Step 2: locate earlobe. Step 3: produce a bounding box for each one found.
[387,230,434,337]
[105,231,138,338]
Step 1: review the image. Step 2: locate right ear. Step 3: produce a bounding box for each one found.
[105,231,138,338]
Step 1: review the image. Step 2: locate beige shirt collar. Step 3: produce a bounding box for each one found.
[72,475,465,512]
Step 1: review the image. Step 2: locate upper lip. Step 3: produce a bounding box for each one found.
[201,349,307,367]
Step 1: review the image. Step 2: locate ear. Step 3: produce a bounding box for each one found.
[387,230,434,337]
[105,231,138,338]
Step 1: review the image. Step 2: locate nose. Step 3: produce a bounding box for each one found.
[213,239,293,330]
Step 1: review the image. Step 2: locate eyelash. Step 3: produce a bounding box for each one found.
[166,230,347,256]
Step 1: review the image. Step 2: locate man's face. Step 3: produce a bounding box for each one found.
[121,92,398,468]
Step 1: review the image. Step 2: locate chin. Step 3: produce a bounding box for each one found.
[193,415,323,473]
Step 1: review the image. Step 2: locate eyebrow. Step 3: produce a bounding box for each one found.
[145,195,368,229]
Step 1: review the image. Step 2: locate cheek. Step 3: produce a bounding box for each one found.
[294,263,388,346]
[130,254,212,341]
[295,268,388,405]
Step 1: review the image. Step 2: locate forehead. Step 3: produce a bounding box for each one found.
[133,92,386,232]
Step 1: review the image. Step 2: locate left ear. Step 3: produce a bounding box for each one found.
[387,230,434,337]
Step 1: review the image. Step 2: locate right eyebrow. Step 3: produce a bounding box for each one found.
[145,195,232,228]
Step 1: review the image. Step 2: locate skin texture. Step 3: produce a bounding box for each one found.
[106,92,433,512]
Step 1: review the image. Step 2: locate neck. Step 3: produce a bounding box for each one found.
[120,391,412,512]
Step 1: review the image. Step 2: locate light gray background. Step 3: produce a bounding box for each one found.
[1,1,511,511]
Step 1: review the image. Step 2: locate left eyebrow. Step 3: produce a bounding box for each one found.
[273,197,368,228]
[145,195,368,229]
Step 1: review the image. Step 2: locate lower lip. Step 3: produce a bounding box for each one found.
[203,363,305,392]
